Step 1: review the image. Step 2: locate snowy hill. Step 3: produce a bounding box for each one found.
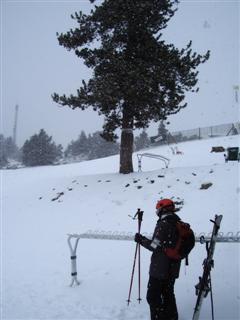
[2,135,240,320]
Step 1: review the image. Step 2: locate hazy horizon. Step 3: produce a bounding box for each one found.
[1,0,239,148]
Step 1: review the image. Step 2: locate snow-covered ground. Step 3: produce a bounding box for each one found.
[1,135,240,320]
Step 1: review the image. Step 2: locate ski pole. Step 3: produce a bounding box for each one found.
[137,210,143,303]
[127,209,143,305]
[127,234,139,305]
[209,273,215,320]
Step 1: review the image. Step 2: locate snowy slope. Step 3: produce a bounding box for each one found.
[2,135,240,320]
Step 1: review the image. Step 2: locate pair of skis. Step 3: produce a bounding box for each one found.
[192,214,223,320]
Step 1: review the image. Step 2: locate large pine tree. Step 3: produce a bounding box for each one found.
[52,0,210,173]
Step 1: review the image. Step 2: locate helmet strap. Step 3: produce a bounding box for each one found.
[159,213,169,220]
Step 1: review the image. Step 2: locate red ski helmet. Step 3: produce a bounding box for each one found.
[156,198,175,215]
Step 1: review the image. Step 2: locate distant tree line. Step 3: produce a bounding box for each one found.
[0,134,20,168]
[21,129,63,166]
[64,130,120,161]
[0,129,149,168]
[64,130,152,161]
[0,128,153,169]
[0,130,62,168]
[2,121,238,169]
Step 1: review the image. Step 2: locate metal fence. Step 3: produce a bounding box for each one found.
[151,122,240,145]
[170,122,240,143]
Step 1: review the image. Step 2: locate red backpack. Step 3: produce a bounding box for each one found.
[164,221,195,261]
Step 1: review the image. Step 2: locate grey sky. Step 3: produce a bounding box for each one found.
[1,0,239,148]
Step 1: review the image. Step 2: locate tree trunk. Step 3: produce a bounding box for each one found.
[119,104,134,173]
[119,128,134,173]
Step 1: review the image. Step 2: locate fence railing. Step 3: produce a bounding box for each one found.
[151,122,240,145]
[67,230,240,286]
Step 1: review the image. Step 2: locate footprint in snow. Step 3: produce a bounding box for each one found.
[51,192,64,201]
[200,182,213,190]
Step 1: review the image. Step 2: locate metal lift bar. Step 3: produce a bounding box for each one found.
[67,232,240,286]
[137,153,170,171]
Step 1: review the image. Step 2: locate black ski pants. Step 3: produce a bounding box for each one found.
[146,276,178,320]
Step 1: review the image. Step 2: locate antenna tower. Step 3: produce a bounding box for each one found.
[233,85,239,104]
[13,104,19,145]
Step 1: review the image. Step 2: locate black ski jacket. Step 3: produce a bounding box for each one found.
[140,212,181,280]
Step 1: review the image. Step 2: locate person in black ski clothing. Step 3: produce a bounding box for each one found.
[135,198,181,320]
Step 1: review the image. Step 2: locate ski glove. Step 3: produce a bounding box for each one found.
[134,233,144,244]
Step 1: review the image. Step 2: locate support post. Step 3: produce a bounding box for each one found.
[137,154,142,172]
[68,235,81,286]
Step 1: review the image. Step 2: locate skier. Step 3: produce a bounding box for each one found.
[134,198,181,320]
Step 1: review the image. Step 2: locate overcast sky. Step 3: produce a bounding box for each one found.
[1,0,239,148]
